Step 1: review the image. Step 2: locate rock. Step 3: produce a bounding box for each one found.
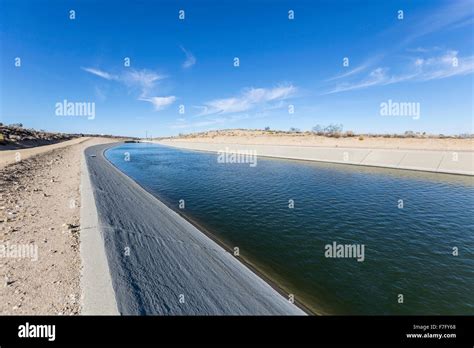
[4,276,15,287]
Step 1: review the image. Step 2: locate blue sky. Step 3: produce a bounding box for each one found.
[1,0,473,137]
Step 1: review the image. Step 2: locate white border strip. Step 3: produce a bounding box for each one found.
[80,149,119,315]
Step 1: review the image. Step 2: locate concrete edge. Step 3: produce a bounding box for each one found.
[79,147,119,315]
[154,141,474,176]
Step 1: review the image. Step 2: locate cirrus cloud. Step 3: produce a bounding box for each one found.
[139,96,177,111]
[198,84,297,116]
[82,66,175,111]
[180,46,196,69]
[324,50,473,95]
[81,67,118,81]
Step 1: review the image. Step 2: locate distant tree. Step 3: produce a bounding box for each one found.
[10,123,23,128]
[289,127,300,133]
[264,126,271,131]
[324,123,343,134]
[312,124,344,135]
[312,125,323,133]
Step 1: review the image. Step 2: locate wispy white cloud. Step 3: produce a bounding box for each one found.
[397,1,474,45]
[180,46,196,69]
[415,50,474,81]
[325,55,385,82]
[324,50,474,95]
[140,96,177,111]
[406,46,441,54]
[447,16,474,31]
[198,84,297,116]
[123,69,165,93]
[171,85,295,130]
[94,86,107,101]
[324,1,473,95]
[81,67,118,81]
[325,64,369,81]
[122,69,168,103]
[82,67,175,111]
[324,68,389,94]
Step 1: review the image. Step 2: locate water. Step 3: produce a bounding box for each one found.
[105,143,474,315]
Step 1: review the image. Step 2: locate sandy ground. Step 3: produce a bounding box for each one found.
[164,130,474,151]
[0,137,118,314]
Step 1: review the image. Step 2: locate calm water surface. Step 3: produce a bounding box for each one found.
[106,143,474,315]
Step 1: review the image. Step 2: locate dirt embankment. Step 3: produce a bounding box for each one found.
[0,137,119,314]
[162,129,473,151]
[0,125,77,150]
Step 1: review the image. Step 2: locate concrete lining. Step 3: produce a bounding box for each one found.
[156,141,474,176]
[84,143,306,315]
[80,148,119,315]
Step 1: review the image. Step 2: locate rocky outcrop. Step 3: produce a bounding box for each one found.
[0,126,76,149]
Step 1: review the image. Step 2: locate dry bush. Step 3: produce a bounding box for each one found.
[345,130,355,137]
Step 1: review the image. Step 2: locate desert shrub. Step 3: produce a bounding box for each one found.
[345,130,355,137]
[312,124,344,136]
[324,124,341,134]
